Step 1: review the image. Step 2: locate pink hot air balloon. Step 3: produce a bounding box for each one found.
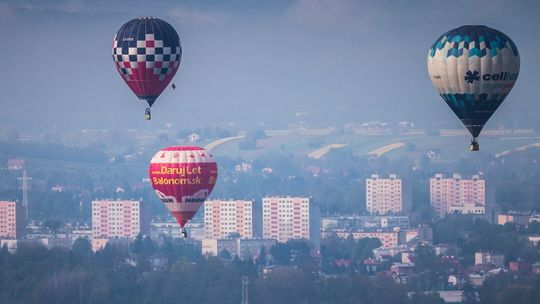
[148,146,217,237]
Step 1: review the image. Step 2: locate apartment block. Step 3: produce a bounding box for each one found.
[430,174,485,218]
[262,197,319,247]
[204,200,254,239]
[92,200,147,239]
[366,174,410,214]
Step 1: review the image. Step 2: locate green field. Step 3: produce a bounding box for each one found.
[204,129,540,161]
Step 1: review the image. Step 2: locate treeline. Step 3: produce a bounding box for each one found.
[0,237,416,304]
[433,216,540,265]
[477,273,540,304]
[2,233,540,303]
[0,141,108,164]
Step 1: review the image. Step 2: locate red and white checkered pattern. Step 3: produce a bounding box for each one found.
[112,34,181,81]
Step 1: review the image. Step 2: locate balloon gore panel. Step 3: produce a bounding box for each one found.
[112,17,182,106]
[427,25,520,138]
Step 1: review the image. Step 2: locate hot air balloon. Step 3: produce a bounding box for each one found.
[112,17,182,120]
[149,146,217,237]
[427,25,520,151]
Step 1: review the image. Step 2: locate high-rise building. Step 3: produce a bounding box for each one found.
[262,196,319,247]
[0,201,17,239]
[91,200,148,239]
[366,174,408,214]
[430,174,485,218]
[204,200,254,239]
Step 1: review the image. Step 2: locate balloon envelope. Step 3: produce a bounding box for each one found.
[427,25,520,138]
[149,146,217,227]
[112,17,182,107]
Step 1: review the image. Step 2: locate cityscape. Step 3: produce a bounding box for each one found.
[2,149,540,303]
[2,1,540,304]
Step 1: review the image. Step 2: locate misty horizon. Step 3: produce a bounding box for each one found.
[1,0,539,131]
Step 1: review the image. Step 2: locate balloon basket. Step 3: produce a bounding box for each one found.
[469,139,479,152]
[144,108,151,120]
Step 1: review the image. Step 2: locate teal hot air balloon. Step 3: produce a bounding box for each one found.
[427,25,520,151]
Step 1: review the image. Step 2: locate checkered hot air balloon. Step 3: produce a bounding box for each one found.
[427,25,520,151]
[112,17,182,120]
[148,146,218,237]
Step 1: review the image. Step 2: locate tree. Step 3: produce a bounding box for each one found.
[141,236,157,256]
[130,233,143,254]
[414,244,438,273]
[43,218,63,234]
[95,243,123,268]
[219,249,231,260]
[352,237,381,261]
[478,273,510,304]
[462,282,478,304]
[72,237,93,265]
[252,268,316,304]
[160,237,176,266]
[256,246,268,268]
[495,285,537,304]
[1,243,9,256]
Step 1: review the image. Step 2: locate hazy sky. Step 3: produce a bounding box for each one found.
[1,0,539,130]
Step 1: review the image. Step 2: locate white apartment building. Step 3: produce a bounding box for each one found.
[204,200,254,239]
[430,174,485,218]
[366,174,403,214]
[91,200,144,239]
[262,197,318,244]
